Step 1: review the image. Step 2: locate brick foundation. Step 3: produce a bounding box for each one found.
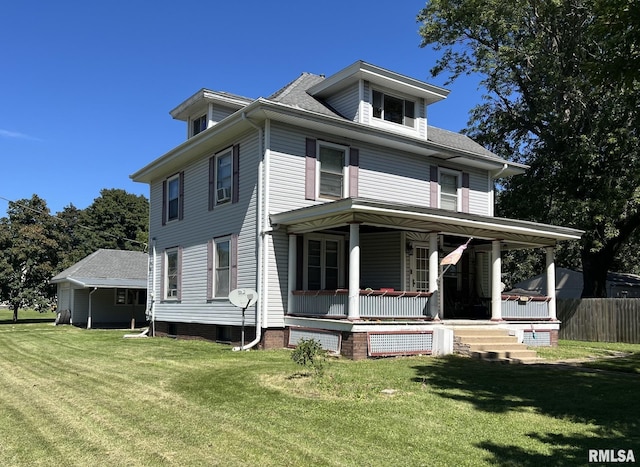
[341,332,368,360]
[152,321,255,347]
[260,328,287,350]
[550,329,559,347]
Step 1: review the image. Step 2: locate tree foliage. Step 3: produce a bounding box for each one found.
[0,196,59,321]
[418,0,640,296]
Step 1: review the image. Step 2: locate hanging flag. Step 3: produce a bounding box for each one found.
[440,238,472,266]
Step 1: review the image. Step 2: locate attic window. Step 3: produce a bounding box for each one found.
[192,114,207,136]
[372,90,415,128]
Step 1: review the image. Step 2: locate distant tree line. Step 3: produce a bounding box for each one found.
[0,189,148,322]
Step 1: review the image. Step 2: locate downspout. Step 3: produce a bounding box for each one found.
[150,238,157,336]
[234,112,264,350]
[88,287,98,329]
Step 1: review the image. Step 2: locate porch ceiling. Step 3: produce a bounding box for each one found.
[270,198,583,247]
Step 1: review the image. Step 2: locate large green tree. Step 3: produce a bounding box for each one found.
[418,0,640,296]
[57,189,149,267]
[0,196,59,321]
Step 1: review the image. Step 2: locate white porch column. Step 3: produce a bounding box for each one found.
[287,234,297,316]
[491,240,502,321]
[348,222,361,320]
[546,246,557,320]
[429,232,439,319]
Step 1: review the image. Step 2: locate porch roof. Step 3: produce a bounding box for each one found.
[270,198,583,247]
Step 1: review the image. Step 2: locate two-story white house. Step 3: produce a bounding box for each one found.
[131,61,582,360]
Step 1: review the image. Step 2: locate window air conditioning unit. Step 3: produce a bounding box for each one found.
[217,187,231,202]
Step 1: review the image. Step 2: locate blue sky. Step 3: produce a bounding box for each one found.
[1,0,482,214]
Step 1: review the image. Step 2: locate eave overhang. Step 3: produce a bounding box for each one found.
[131,98,527,184]
[50,277,147,289]
[307,61,450,105]
[270,198,583,248]
[169,89,254,121]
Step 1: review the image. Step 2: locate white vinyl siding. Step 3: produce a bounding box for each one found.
[325,82,360,122]
[148,130,259,326]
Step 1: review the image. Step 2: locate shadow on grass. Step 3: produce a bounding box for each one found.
[412,356,640,466]
[0,318,56,325]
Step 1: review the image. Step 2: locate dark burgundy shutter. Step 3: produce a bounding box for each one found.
[232,144,240,203]
[161,180,167,225]
[430,166,439,208]
[461,172,470,213]
[231,234,238,291]
[349,147,359,198]
[305,138,317,200]
[178,171,185,220]
[206,239,213,299]
[208,157,215,211]
[177,246,183,300]
[160,251,165,299]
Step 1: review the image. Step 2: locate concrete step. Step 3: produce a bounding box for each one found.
[471,348,538,359]
[459,335,518,344]
[467,342,529,352]
[453,328,511,337]
[455,327,540,364]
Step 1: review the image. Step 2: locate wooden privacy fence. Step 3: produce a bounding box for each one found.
[557,298,640,343]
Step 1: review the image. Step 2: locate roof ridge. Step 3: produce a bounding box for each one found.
[267,72,323,101]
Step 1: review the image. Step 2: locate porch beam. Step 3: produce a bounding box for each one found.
[429,232,439,319]
[287,234,297,315]
[546,246,557,320]
[348,222,361,320]
[491,240,502,321]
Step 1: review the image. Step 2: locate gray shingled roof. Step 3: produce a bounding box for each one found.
[266,72,499,159]
[268,73,344,118]
[51,249,148,289]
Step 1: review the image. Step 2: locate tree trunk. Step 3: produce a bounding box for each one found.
[12,304,19,323]
[581,248,611,298]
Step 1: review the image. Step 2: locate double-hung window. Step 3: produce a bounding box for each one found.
[215,149,232,204]
[318,142,347,199]
[165,248,181,300]
[192,114,207,137]
[214,237,231,297]
[372,90,415,128]
[166,174,181,222]
[439,169,461,211]
[304,235,344,290]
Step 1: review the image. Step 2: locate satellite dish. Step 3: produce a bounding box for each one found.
[228,288,258,309]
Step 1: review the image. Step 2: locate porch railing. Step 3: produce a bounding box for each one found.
[501,294,552,319]
[290,289,432,319]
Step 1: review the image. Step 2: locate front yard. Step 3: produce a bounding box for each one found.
[1,310,638,466]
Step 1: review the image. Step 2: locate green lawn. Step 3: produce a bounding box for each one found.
[1,310,638,466]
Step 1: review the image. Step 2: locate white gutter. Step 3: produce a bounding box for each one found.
[233,112,264,351]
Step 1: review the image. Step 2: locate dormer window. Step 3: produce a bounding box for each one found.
[372,90,415,128]
[192,114,207,137]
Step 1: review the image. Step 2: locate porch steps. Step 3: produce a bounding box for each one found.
[454,328,541,364]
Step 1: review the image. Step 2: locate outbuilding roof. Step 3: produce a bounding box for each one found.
[50,249,148,289]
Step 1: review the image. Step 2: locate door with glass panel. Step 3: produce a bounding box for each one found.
[411,244,430,292]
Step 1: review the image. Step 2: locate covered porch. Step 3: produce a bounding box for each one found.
[271,198,583,358]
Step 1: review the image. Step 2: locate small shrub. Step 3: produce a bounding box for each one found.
[291,338,327,376]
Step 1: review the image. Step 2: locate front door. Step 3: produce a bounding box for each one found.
[411,244,430,292]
